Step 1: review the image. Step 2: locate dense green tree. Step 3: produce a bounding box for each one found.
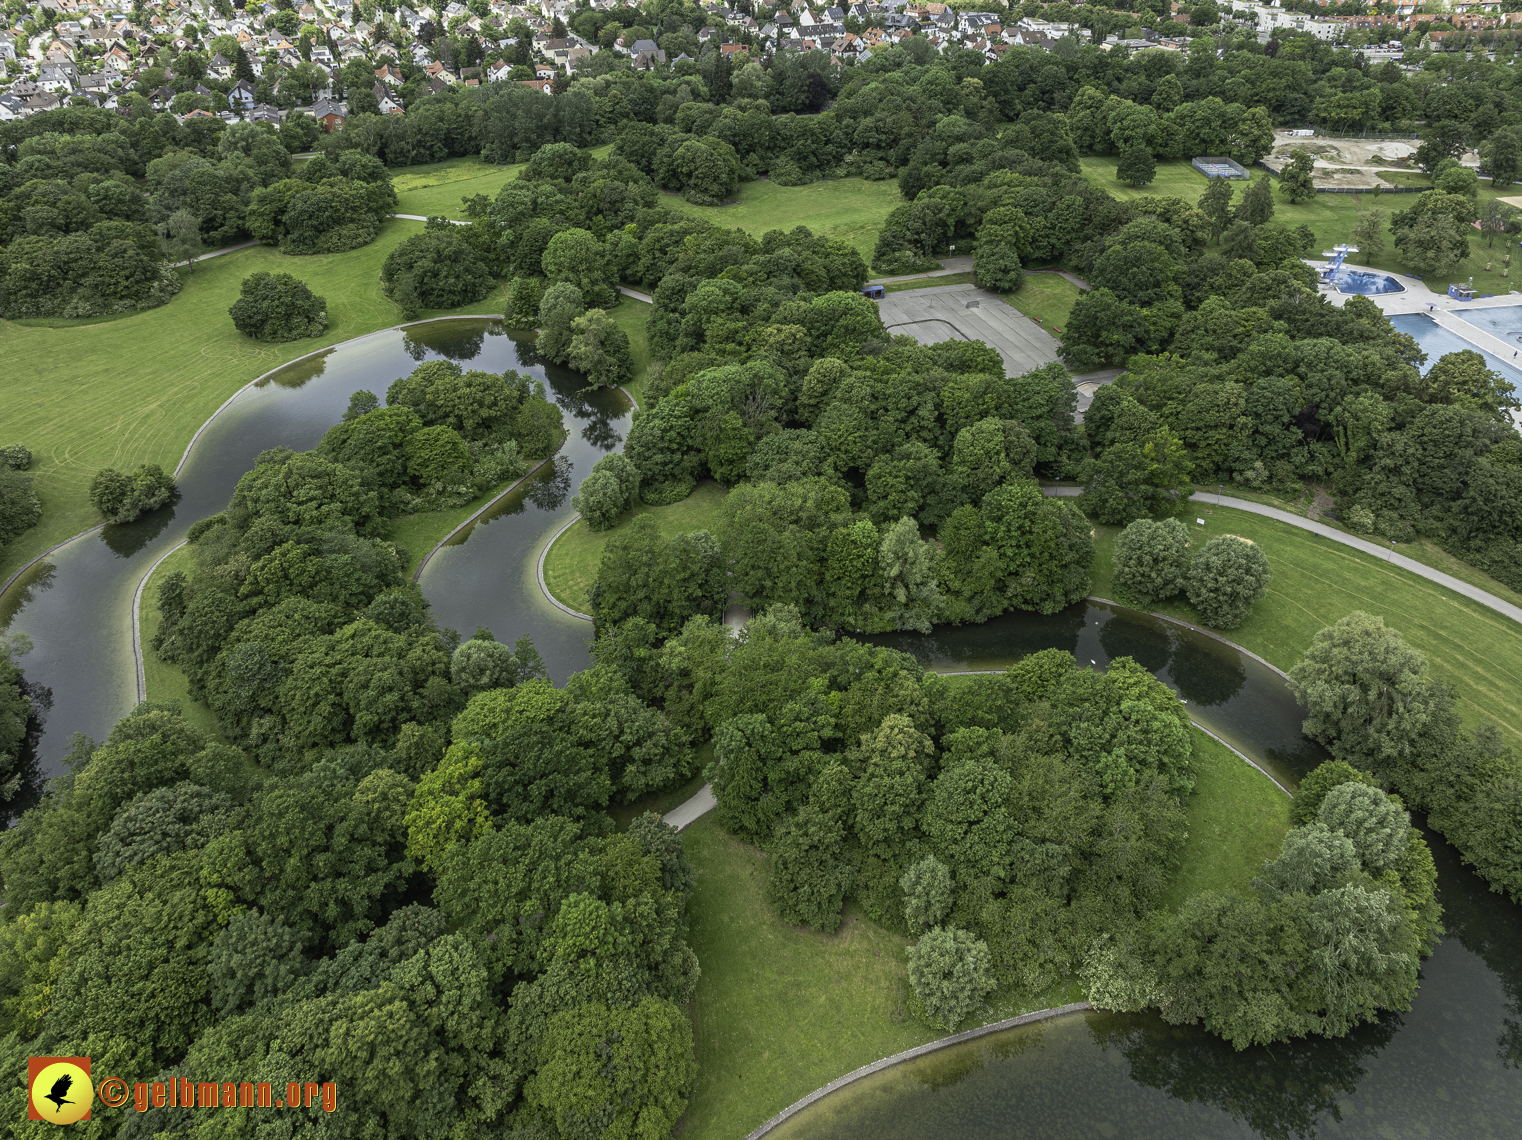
[769,804,853,932]
[900,855,953,933]
[1290,760,1381,826]
[1184,535,1271,629]
[1117,143,1156,188]
[1316,782,1410,873]
[567,308,634,388]
[1278,149,1317,204]
[525,997,695,1140]
[1235,174,1275,227]
[908,926,996,1032]
[1114,518,1191,608]
[89,464,176,523]
[536,281,586,365]
[572,453,641,532]
[0,467,43,549]
[1288,612,1445,769]
[380,225,496,318]
[228,271,328,341]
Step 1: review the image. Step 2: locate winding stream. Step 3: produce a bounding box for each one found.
[0,317,617,775]
[3,319,1519,1137]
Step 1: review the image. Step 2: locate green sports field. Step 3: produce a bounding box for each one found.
[664,176,904,261]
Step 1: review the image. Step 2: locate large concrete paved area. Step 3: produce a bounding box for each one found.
[876,284,1063,378]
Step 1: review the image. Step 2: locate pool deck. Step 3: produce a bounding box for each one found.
[1304,259,1522,318]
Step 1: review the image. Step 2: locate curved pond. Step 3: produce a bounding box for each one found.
[869,603,1323,790]
[0,318,619,777]
[417,379,628,683]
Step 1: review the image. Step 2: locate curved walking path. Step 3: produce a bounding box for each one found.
[743,1001,1093,1139]
[132,540,187,703]
[535,514,596,620]
[1043,487,1522,627]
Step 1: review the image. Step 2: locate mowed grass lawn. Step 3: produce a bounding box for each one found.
[1160,731,1291,909]
[390,145,613,218]
[1081,155,1521,298]
[1089,505,1522,751]
[1001,272,1085,331]
[138,542,222,741]
[680,816,936,1140]
[664,176,903,261]
[541,481,728,613]
[0,219,511,588]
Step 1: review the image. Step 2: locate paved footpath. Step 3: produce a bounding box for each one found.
[1046,487,1522,627]
[663,784,717,831]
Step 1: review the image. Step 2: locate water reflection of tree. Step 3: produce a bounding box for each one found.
[1418,817,1522,1070]
[403,321,499,362]
[1,677,50,826]
[100,491,180,559]
[0,561,56,627]
[1090,1011,1394,1140]
[1098,613,1171,674]
[1166,630,1247,707]
[528,459,572,512]
[253,349,332,391]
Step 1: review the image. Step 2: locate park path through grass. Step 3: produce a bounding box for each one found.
[1091,505,1522,750]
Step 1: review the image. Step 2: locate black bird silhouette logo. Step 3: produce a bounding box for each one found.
[43,1074,75,1114]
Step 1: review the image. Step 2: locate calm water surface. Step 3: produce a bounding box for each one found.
[0,319,609,773]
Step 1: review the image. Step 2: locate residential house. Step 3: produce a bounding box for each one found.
[0,93,26,120]
[629,38,665,67]
[228,77,255,110]
[486,57,513,81]
[37,62,78,92]
[517,77,552,92]
[310,96,347,129]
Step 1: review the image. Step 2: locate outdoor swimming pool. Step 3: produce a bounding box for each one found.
[1452,302,1522,344]
[1335,270,1405,295]
[1388,312,1522,428]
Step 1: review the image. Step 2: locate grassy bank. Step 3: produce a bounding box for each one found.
[1160,731,1291,908]
[881,271,977,293]
[1089,505,1522,750]
[137,543,221,740]
[389,145,613,218]
[665,176,902,261]
[1080,155,1520,298]
[0,217,510,589]
[681,815,934,1140]
[540,482,729,613]
[680,722,1289,1139]
[608,298,653,408]
[1001,272,1085,332]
